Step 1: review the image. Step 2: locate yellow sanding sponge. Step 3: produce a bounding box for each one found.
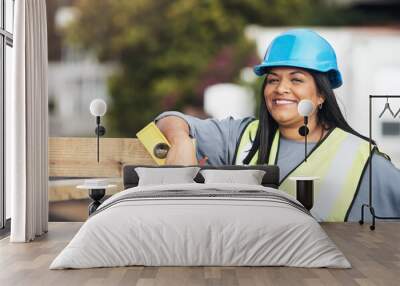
[136,122,171,165]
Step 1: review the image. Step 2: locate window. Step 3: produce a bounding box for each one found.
[1,0,14,230]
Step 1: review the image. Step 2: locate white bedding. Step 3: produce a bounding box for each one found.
[50,183,351,269]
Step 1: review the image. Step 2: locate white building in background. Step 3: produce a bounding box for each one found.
[48,60,115,136]
[48,6,116,137]
[245,26,400,167]
[204,83,255,120]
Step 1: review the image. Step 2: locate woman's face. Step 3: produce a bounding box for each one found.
[264,67,324,127]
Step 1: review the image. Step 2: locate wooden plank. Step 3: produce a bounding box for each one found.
[49,137,155,178]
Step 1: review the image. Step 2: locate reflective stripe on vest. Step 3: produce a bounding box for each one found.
[235,120,259,165]
[235,121,370,222]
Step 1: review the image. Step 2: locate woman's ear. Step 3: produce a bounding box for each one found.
[317,95,325,106]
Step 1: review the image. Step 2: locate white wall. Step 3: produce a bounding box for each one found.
[204,83,255,119]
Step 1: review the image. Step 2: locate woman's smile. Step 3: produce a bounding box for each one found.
[272,98,298,106]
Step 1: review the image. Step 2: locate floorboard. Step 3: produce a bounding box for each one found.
[0,222,399,286]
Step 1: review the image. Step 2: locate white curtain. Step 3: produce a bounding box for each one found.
[7,0,49,242]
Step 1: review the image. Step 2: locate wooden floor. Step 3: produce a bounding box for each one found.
[0,222,399,286]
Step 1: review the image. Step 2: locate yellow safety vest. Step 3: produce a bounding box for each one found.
[234,120,371,222]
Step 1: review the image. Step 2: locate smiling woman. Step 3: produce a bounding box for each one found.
[154,29,400,222]
[263,68,325,143]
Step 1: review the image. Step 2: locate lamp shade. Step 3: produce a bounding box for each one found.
[297,99,314,117]
[90,99,107,117]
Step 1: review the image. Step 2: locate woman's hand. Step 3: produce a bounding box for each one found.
[156,116,198,165]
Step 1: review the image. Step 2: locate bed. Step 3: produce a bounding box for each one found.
[49,165,350,269]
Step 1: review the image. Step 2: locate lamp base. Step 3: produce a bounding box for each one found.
[296,180,314,211]
[88,188,106,215]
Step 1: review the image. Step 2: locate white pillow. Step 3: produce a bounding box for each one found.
[135,167,200,186]
[200,169,266,185]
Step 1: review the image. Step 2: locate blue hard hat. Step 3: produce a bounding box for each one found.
[254,29,343,89]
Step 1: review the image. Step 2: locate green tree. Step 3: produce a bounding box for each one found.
[67,0,325,136]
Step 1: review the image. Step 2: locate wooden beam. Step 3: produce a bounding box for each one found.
[49,137,155,178]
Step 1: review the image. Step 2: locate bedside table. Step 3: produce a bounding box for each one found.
[288,176,319,211]
[77,180,116,215]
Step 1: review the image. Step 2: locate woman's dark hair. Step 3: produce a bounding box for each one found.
[243,69,374,165]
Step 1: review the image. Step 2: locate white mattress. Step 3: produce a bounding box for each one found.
[50,183,351,269]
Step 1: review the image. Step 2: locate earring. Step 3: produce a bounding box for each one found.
[318,103,323,110]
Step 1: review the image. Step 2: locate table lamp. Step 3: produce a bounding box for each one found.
[90,99,107,163]
[294,99,316,211]
[297,99,314,162]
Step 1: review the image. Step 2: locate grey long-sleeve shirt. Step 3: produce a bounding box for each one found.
[154,111,400,222]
